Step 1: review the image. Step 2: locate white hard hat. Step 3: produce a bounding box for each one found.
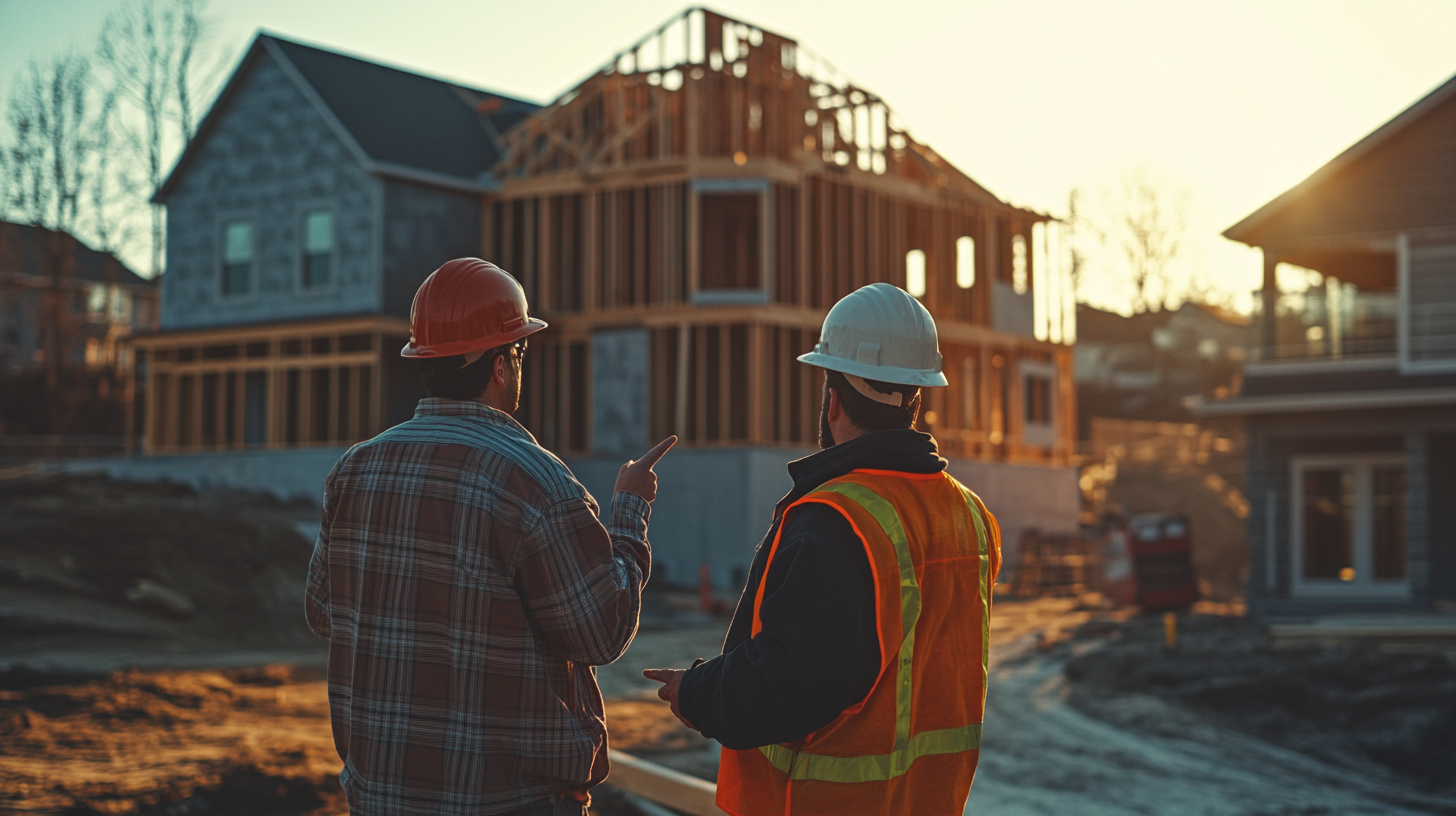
[797,283,948,388]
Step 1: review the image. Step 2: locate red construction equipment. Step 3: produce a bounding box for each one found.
[1103,513,1199,610]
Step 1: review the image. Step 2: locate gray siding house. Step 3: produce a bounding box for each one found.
[1202,71,1456,616]
[138,33,536,449]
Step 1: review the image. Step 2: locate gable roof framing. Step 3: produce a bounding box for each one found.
[492,7,1036,217]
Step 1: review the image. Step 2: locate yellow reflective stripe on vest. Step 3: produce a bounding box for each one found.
[818,482,919,752]
[755,478,989,784]
[759,723,983,782]
[957,485,992,679]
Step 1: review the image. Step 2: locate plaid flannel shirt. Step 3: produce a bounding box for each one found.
[306,398,650,814]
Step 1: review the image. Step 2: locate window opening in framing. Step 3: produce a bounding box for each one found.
[1011,234,1028,294]
[1025,372,1051,425]
[957,237,976,289]
[905,249,926,298]
[700,193,760,290]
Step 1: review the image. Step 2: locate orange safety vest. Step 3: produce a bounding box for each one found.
[716,469,1000,816]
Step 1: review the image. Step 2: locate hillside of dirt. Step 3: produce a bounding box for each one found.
[0,470,324,673]
[1063,612,1456,797]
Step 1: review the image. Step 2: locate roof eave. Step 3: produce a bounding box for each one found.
[1224,70,1456,247]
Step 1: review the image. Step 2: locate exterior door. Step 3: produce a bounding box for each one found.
[1291,454,1409,599]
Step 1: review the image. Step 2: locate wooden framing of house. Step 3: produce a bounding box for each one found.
[129,9,1076,465]
[491,8,1076,465]
[128,315,411,453]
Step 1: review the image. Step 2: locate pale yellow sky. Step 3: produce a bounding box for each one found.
[3,0,1454,311]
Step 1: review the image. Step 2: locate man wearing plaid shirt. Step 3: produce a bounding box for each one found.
[307,259,675,815]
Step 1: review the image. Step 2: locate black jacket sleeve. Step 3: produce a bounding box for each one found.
[677,503,881,750]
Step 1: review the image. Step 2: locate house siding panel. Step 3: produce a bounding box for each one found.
[379,179,482,318]
[160,51,379,329]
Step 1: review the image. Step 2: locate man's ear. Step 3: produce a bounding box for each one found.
[827,385,842,422]
[493,354,509,389]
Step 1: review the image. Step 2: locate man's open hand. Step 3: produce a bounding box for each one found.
[615,435,677,503]
[642,668,695,730]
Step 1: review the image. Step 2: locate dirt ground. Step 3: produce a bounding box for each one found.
[4,473,1456,815]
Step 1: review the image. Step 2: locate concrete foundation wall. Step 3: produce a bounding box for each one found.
[944,458,1082,577]
[564,447,811,592]
[49,447,349,504]
[49,445,1079,592]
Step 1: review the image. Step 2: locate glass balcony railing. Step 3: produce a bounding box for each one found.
[1249,286,1398,362]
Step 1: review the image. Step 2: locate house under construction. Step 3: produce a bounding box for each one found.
[125,9,1079,585]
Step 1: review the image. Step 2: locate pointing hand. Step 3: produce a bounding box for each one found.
[643,667,695,729]
[615,435,677,503]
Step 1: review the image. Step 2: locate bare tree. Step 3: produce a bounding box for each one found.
[173,0,215,142]
[99,0,177,279]
[1093,166,1190,314]
[1063,186,1093,303]
[97,0,222,277]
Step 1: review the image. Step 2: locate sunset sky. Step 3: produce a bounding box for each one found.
[2,0,1454,312]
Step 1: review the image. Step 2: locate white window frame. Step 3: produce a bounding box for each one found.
[1289,452,1410,599]
[298,205,338,294]
[218,215,258,302]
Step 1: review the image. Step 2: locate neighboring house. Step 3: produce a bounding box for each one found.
[0,221,157,376]
[1201,71,1456,616]
[1076,302,1247,435]
[135,32,537,450]
[130,11,1081,587]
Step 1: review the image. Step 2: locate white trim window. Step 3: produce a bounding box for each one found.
[222,220,254,297]
[1291,453,1409,599]
[303,209,335,290]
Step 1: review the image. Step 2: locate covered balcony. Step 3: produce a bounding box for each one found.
[1249,283,1398,362]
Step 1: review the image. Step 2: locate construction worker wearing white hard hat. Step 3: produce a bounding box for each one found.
[647,282,1003,816]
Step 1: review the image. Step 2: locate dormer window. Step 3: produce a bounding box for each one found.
[223,220,253,296]
[303,209,334,289]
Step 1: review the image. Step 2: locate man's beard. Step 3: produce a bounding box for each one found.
[506,364,522,414]
[818,379,835,449]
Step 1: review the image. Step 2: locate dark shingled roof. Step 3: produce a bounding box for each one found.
[156,33,540,200]
[267,36,539,181]
[0,221,152,286]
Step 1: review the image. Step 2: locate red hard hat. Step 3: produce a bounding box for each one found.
[400,258,547,358]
